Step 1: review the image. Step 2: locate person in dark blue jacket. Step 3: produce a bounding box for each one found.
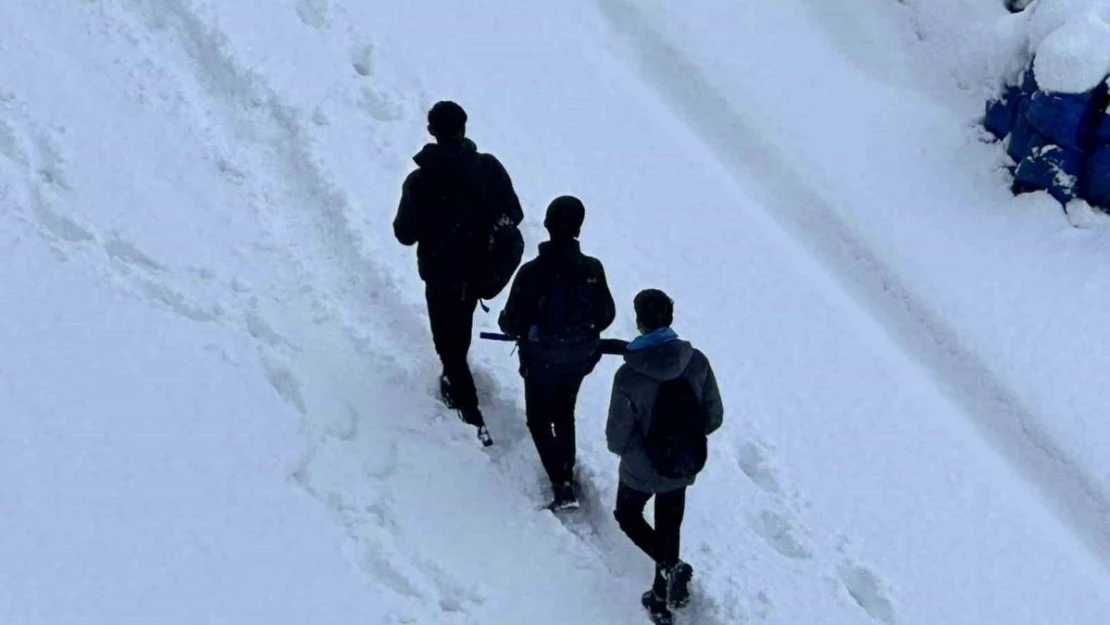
[499,196,615,510]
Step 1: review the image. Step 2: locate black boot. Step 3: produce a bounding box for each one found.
[662,561,693,609]
[640,590,673,625]
[546,481,580,512]
[476,425,493,447]
[457,406,492,447]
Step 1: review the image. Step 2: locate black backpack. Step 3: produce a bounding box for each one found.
[473,214,523,300]
[426,158,522,299]
[644,376,708,479]
[523,263,603,378]
[533,263,601,344]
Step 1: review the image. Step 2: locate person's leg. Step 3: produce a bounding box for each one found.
[655,487,691,606]
[613,482,659,561]
[618,483,674,621]
[426,284,481,424]
[448,290,480,420]
[525,379,564,485]
[654,487,687,567]
[551,375,584,484]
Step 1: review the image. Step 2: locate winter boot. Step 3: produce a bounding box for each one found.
[547,481,580,512]
[662,561,694,609]
[456,405,491,446]
[476,425,494,447]
[640,590,674,625]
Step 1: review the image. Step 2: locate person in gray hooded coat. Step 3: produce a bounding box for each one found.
[606,289,723,624]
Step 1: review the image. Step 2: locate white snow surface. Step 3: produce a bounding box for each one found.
[4,1,1110,624]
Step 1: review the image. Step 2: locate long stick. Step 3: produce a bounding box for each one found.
[479,332,629,356]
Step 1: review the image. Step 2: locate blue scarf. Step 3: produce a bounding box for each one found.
[627,327,678,352]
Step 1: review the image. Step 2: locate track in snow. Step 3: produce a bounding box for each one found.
[595,0,1110,572]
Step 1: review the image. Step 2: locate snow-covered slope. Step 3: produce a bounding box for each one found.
[4,1,1110,624]
[597,0,1110,563]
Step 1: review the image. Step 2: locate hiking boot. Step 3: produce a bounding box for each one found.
[640,590,674,625]
[476,426,494,447]
[454,406,491,446]
[439,374,458,409]
[662,560,694,609]
[547,481,580,512]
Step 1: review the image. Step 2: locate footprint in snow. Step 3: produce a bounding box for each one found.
[245,310,299,352]
[364,440,401,481]
[750,509,812,560]
[263,360,308,415]
[295,0,332,30]
[359,87,404,122]
[351,43,375,77]
[104,234,165,272]
[34,129,70,191]
[31,190,95,244]
[0,118,30,167]
[328,399,361,441]
[361,543,429,601]
[735,439,781,494]
[397,549,487,614]
[136,278,221,323]
[0,94,70,190]
[839,563,897,624]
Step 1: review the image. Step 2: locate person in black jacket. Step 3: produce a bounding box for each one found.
[394,101,523,446]
[499,196,616,510]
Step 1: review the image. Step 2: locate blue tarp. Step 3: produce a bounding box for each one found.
[1092,109,1110,145]
[1026,90,1097,153]
[1014,143,1082,205]
[1021,66,1037,92]
[1007,97,1040,163]
[1084,144,1110,207]
[985,85,1021,140]
[984,61,1110,209]
[1002,68,1040,163]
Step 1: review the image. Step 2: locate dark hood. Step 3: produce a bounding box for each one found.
[623,340,694,381]
[413,138,479,173]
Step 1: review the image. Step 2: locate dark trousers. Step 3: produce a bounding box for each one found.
[524,375,584,486]
[614,483,687,595]
[425,283,481,423]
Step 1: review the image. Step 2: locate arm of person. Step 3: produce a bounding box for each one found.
[592,261,617,333]
[497,264,535,339]
[700,357,725,436]
[393,171,422,246]
[606,372,638,455]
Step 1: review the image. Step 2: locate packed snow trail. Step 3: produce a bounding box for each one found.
[4,1,1110,624]
[594,0,1110,571]
[166,0,1110,621]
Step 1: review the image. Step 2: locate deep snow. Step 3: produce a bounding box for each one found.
[4,1,1110,624]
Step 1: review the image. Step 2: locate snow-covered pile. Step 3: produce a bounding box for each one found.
[970,0,1110,208]
[1030,1,1110,93]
